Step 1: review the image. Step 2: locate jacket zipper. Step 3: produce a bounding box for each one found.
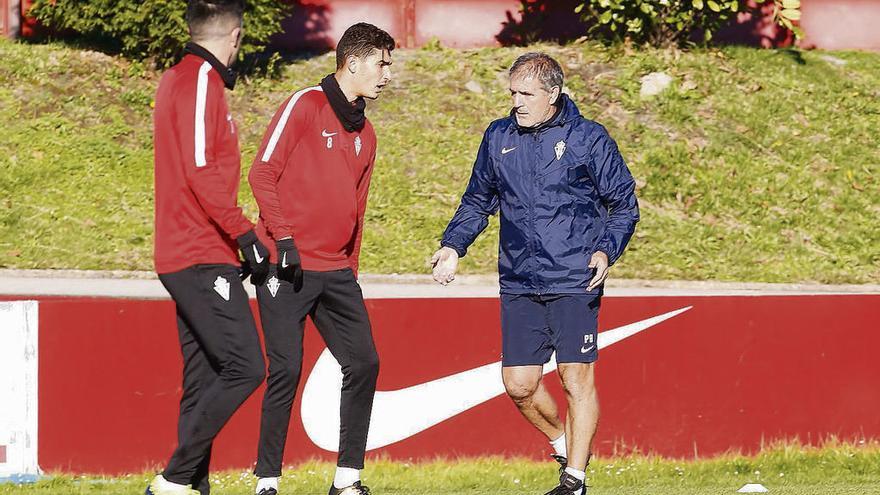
[529,132,541,293]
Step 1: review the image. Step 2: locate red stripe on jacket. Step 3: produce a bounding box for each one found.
[248,87,377,275]
[153,54,253,274]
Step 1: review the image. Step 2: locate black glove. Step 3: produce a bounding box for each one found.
[238,259,251,281]
[276,237,303,290]
[237,230,270,285]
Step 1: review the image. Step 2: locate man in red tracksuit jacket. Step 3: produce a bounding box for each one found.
[247,23,394,495]
[149,2,269,494]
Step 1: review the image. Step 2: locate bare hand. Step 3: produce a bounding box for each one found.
[431,247,460,285]
[587,251,609,291]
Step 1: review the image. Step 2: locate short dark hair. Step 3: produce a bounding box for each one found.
[186,0,244,40]
[336,23,396,70]
[509,52,564,92]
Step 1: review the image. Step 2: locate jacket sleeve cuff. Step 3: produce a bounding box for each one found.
[236,229,258,249]
[268,227,293,242]
[595,240,617,265]
[441,241,467,258]
[229,219,255,242]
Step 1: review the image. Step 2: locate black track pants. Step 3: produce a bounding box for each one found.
[159,264,266,492]
[254,268,378,476]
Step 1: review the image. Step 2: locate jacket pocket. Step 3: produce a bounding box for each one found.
[568,164,592,185]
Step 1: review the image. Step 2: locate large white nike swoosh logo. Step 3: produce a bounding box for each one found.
[281,252,289,268]
[501,147,517,154]
[322,129,338,137]
[253,245,264,264]
[300,306,692,452]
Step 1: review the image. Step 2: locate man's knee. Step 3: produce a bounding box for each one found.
[559,363,596,398]
[345,348,380,381]
[267,359,301,388]
[236,354,267,390]
[503,375,541,403]
[245,364,267,390]
[560,379,596,399]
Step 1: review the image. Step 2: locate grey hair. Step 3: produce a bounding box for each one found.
[509,52,564,93]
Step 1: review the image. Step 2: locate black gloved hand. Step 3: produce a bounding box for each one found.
[237,230,270,286]
[276,237,303,290]
[238,259,251,281]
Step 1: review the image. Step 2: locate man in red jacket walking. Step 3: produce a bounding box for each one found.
[150,1,269,494]
[248,23,394,495]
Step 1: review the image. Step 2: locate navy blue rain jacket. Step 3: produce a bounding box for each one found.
[441,94,639,294]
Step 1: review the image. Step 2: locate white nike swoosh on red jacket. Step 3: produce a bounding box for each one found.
[300,306,692,451]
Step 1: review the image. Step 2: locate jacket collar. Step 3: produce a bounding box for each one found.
[512,93,579,134]
[185,42,237,90]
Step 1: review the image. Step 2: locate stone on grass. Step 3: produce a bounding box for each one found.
[640,72,673,98]
[737,483,769,493]
[464,80,483,94]
[819,54,847,67]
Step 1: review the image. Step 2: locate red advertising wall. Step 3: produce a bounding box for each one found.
[275,0,879,51]
[1,0,7,37]
[18,0,32,37]
[800,0,880,51]
[1,0,15,38]
[8,293,878,474]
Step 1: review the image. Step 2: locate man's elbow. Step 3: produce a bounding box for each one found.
[247,162,262,188]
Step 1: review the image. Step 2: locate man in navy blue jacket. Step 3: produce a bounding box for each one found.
[432,52,639,495]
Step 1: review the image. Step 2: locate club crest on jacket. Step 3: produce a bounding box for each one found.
[555,140,566,161]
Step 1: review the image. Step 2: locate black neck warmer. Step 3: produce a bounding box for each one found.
[185,42,237,90]
[320,73,366,132]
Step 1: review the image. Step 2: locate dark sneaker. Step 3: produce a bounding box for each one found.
[550,453,567,476]
[328,481,371,495]
[543,472,585,495]
[257,489,278,495]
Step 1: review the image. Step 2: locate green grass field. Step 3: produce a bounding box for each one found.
[0,40,878,283]
[2,443,879,494]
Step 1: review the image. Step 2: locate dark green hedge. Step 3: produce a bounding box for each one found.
[29,0,291,68]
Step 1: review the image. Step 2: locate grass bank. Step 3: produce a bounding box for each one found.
[1,40,877,283]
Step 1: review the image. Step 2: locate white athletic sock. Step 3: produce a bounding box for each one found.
[550,432,567,457]
[333,467,360,489]
[154,475,191,492]
[564,467,586,495]
[256,477,278,494]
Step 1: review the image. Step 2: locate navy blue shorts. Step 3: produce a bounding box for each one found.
[500,293,601,366]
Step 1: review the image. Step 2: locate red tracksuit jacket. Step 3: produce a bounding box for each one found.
[153,54,253,274]
[249,86,377,274]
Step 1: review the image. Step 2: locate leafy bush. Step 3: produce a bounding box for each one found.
[575,0,801,46]
[29,0,291,68]
[771,0,803,38]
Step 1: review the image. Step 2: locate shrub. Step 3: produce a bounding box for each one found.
[574,0,801,46]
[29,0,291,68]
